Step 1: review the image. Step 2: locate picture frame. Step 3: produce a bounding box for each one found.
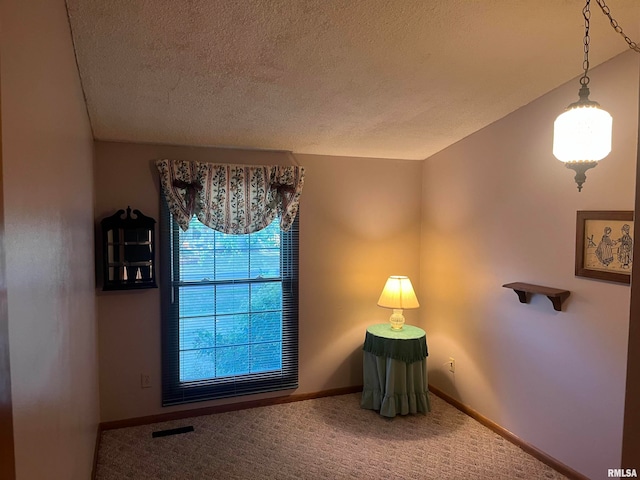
[575,210,634,285]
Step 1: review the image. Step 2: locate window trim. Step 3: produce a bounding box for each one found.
[160,195,299,406]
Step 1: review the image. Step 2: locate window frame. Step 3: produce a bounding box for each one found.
[160,196,299,406]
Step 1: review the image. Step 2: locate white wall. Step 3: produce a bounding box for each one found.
[0,0,99,478]
[420,51,638,479]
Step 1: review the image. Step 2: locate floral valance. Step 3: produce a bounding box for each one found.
[156,159,305,234]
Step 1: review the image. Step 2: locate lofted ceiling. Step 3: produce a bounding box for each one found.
[65,0,640,160]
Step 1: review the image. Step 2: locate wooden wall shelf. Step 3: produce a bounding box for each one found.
[502,282,571,312]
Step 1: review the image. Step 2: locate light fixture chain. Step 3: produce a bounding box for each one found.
[581,0,591,86]
[595,0,640,53]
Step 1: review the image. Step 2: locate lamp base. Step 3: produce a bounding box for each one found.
[389,309,405,330]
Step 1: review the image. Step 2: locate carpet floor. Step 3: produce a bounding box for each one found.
[95,393,567,479]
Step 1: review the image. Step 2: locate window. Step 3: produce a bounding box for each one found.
[160,200,299,406]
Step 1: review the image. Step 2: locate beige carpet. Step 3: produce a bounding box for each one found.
[95,393,567,479]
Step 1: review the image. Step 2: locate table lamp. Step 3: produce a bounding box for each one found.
[377,275,419,330]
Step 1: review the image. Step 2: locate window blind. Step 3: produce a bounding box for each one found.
[160,196,299,406]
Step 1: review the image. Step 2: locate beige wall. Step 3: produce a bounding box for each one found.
[0,0,99,478]
[420,51,638,479]
[94,142,422,421]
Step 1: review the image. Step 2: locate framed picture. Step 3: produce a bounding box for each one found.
[575,211,634,284]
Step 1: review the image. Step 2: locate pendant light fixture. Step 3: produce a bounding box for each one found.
[553,0,639,192]
[553,0,611,192]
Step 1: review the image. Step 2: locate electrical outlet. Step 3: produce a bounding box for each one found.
[141,373,151,389]
[448,357,456,373]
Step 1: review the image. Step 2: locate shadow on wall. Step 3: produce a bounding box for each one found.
[320,343,366,391]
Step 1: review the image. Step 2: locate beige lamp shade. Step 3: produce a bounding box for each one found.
[377,276,419,309]
[378,276,419,330]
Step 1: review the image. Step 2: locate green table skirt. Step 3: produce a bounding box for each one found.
[361,351,431,417]
[363,324,428,364]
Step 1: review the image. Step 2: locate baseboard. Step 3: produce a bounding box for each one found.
[428,385,589,480]
[100,385,363,431]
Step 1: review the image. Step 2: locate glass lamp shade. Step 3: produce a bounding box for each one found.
[553,105,612,163]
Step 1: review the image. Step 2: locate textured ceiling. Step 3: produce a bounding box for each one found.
[66,0,640,160]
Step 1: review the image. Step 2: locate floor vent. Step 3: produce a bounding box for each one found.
[151,426,194,438]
